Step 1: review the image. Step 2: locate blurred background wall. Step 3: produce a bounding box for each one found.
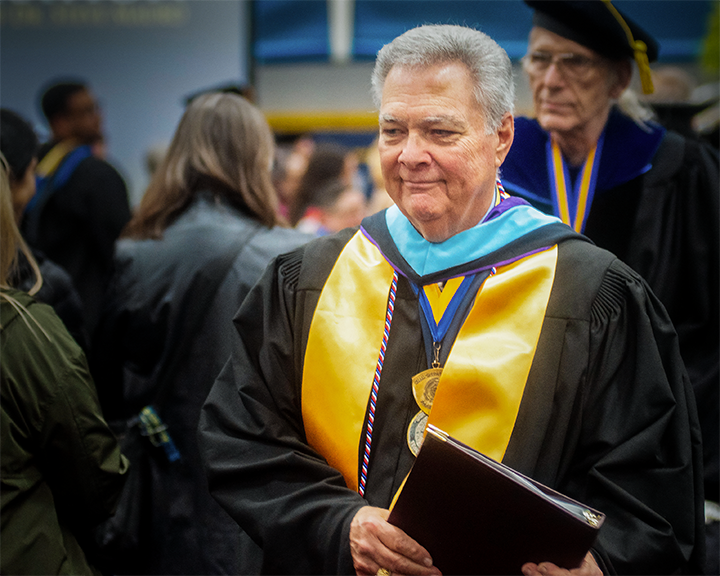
[1,0,250,204]
[1,0,716,205]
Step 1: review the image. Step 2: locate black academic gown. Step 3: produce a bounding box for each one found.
[502,110,719,507]
[22,142,131,337]
[199,209,704,575]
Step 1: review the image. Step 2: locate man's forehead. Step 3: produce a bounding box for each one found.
[382,61,475,93]
[529,27,597,56]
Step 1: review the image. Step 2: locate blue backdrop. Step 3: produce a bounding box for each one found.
[254,0,714,63]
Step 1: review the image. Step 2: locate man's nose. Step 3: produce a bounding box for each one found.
[398,132,430,167]
[541,61,566,88]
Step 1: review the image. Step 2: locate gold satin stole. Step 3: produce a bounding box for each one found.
[302,231,557,491]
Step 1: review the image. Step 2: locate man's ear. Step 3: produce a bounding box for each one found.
[495,113,515,167]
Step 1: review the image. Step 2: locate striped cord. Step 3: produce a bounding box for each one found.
[358,270,399,497]
[497,178,509,200]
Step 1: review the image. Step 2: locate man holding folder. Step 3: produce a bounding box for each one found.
[200,23,704,576]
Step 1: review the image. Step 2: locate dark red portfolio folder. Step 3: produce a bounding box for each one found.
[387,425,605,575]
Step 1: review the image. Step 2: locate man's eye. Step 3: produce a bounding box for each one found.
[382,128,400,137]
[432,130,455,137]
[563,54,592,71]
[529,52,552,65]
[565,54,596,74]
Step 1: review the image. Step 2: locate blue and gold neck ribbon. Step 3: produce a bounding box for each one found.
[546,132,605,233]
[416,276,475,347]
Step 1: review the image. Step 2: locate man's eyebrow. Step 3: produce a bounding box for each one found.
[379,114,464,128]
[379,113,400,124]
[423,116,464,128]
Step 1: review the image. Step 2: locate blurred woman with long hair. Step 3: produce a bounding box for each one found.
[1,155,128,575]
[92,92,309,574]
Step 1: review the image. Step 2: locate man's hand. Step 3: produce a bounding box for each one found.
[350,506,442,576]
[522,551,602,576]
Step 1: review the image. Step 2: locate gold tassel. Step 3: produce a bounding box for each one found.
[601,0,655,95]
[633,40,654,95]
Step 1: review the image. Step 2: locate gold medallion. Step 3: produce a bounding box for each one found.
[411,367,442,414]
[407,410,428,456]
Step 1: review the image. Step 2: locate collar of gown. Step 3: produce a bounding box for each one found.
[382,199,562,277]
[501,107,666,204]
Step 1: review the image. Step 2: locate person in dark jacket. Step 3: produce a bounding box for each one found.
[92,92,311,574]
[0,155,128,575]
[21,80,131,337]
[1,108,88,350]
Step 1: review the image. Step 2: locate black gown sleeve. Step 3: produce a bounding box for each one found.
[563,260,705,575]
[199,249,365,575]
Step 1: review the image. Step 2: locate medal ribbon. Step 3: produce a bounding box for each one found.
[416,276,475,348]
[547,133,604,233]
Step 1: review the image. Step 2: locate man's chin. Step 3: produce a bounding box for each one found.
[408,217,453,243]
[537,113,575,134]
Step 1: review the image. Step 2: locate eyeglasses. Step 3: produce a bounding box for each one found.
[522,51,602,80]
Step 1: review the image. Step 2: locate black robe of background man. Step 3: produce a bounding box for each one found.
[22,143,131,339]
[502,110,719,519]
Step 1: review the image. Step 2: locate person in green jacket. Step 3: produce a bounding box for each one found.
[0,154,129,575]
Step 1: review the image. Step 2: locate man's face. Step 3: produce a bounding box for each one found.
[378,62,513,243]
[525,27,627,139]
[65,89,103,144]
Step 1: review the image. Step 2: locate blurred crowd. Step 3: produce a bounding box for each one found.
[0,79,394,576]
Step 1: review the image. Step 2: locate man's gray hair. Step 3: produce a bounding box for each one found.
[371,24,515,133]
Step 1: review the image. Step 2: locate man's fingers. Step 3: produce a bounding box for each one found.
[521,552,601,576]
[374,545,439,576]
[350,507,441,576]
[363,507,437,574]
[353,525,439,576]
[376,524,434,569]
